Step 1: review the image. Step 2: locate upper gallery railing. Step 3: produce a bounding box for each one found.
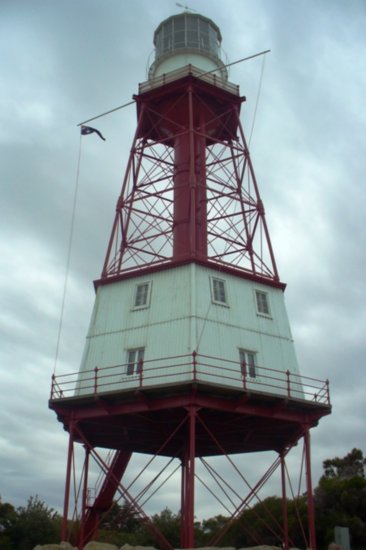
[139,64,239,95]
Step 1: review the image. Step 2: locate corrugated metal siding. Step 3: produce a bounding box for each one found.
[77,263,302,398]
[194,265,302,396]
[79,265,193,374]
[195,266,300,367]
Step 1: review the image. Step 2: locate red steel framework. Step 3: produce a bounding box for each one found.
[50,68,331,549]
[51,372,330,549]
[98,67,279,287]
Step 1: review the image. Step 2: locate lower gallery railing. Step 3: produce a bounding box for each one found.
[50,352,330,406]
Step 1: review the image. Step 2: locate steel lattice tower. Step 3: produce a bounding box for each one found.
[50,11,331,550]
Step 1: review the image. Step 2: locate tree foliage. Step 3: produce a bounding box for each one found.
[0,495,60,550]
[0,499,17,550]
[322,448,366,480]
[99,500,140,533]
[315,448,366,550]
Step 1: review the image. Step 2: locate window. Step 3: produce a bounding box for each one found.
[162,20,173,53]
[174,16,185,48]
[239,349,257,379]
[255,290,271,316]
[199,19,209,51]
[209,26,219,56]
[187,16,198,48]
[211,277,227,305]
[133,282,151,309]
[126,348,144,376]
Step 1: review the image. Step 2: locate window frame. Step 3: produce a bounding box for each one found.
[255,289,271,317]
[126,348,145,376]
[211,276,228,306]
[132,281,152,310]
[239,349,257,379]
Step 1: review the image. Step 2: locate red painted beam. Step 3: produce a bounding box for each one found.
[79,450,132,546]
[51,390,330,426]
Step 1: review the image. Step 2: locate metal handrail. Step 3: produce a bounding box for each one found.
[50,352,330,406]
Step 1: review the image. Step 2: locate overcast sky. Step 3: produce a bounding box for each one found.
[1,0,365,525]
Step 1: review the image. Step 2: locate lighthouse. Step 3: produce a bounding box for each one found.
[50,11,331,550]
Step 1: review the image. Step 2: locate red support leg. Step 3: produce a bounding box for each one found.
[304,428,317,550]
[61,423,74,542]
[181,448,189,548]
[180,457,186,548]
[280,452,289,550]
[181,406,197,549]
[78,446,90,548]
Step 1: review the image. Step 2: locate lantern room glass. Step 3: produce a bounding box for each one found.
[154,14,221,60]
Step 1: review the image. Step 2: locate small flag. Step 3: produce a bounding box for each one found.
[81,125,106,141]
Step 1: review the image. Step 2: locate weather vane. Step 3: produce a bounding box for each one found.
[176,2,196,12]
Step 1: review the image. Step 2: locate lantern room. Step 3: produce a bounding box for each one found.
[149,12,228,80]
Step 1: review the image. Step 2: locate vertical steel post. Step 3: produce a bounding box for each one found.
[181,406,197,548]
[94,367,98,394]
[280,452,289,550]
[180,456,186,548]
[188,406,196,548]
[173,86,207,261]
[286,370,291,398]
[304,428,317,550]
[192,350,197,382]
[61,422,74,542]
[326,379,330,404]
[79,446,90,548]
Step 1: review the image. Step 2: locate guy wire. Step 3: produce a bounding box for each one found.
[53,133,83,375]
[249,53,266,147]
